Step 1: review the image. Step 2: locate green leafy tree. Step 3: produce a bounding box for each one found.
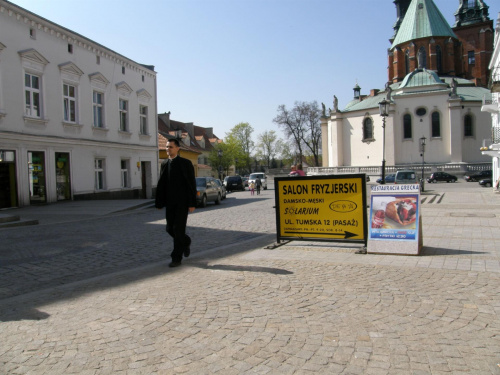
[256,130,279,168]
[225,122,254,173]
[208,143,232,178]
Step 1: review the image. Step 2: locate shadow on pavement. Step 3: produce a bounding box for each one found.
[422,247,488,256]
[191,262,293,275]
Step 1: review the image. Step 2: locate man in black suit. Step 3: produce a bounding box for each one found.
[155,138,197,267]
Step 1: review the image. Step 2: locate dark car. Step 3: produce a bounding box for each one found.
[478,178,493,187]
[224,175,244,192]
[426,172,457,183]
[376,173,395,184]
[464,170,492,182]
[195,177,222,207]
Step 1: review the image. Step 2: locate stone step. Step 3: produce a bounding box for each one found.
[0,214,38,228]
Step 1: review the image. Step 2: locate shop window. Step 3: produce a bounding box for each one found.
[28,151,46,203]
[95,159,105,190]
[121,160,130,188]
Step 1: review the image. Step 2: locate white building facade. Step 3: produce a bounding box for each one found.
[0,0,158,208]
[481,12,500,189]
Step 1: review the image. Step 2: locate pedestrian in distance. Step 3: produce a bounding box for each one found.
[255,177,262,195]
[155,138,197,268]
[289,165,298,177]
[296,164,306,176]
[249,181,255,195]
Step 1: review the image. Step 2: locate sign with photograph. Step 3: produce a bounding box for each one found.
[274,175,367,245]
[367,184,422,255]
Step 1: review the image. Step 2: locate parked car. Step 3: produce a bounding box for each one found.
[464,170,492,182]
[395,169,418,184]
[248,173,268,190]
[224,175,244,192]
[426,172,457,183]
[195,177,222,207]
[214,179,226,199]
[376,173,396,184]
[242,177,249,189]
[478,178,493,187]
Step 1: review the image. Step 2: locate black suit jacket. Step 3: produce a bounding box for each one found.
[155,156,197,208]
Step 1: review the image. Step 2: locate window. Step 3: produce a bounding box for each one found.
[96,55,100,65]
[25,73,41,117]
[418,47,426,69]
[63,83,77,123]
[140,105,148,134]
[93,91,104,128]
[29,28,36,39]
[122,66,125,74]
[119,99,128,131]
[363,118,373,140]
[436,45,442,73]
[121,160,129,188]
[468,51,475,65]
[68,44,73,54]
[431,111,441,138]
[403,114,412,139]
[95,159,105,190]
[142,75,145,82]
[405,49,410,74]
[464,114,473,137]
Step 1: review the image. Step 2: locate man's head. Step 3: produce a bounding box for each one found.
[166,139,180,159]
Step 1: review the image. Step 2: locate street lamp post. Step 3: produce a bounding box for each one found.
[420,136,426,191]
[378,99,389,184]
[217,149,223,181]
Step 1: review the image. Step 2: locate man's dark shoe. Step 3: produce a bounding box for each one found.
[168,261,182,268]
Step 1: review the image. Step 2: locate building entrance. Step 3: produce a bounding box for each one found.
[28,151,46,204]
[55,152,71,200]
[0,150,18,209]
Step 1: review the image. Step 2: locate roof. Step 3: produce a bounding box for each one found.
[341,73,487,113]
[391,0,456,49]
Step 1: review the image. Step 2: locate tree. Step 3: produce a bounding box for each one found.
[225,122,254,173]
[273,101,322,166]
[208,143,232,178]
[256,130,279,168]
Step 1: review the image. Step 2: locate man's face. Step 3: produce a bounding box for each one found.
[166,141,179,158]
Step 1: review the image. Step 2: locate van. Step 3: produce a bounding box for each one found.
[248,173,267,190]
[395,169,418,184]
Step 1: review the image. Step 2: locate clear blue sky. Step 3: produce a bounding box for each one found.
[9,0,493,142]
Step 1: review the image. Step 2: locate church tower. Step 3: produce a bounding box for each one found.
[452,0,493,87]
[388,0,493,88]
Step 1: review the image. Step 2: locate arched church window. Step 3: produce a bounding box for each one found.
[418,47,426,69]
[405,49,410,74]
[403,114,412,139]
[464,114,473,137]
[363,118,373,140]
[436,45,442,73]
[432,111,441,138]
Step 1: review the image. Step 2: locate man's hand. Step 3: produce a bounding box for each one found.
[188,207,195,213]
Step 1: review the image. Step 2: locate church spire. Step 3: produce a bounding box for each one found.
[453,0,490,27]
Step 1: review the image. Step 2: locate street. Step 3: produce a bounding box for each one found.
[1,180,499,374]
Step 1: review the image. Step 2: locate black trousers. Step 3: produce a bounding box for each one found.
[165,203,191,262]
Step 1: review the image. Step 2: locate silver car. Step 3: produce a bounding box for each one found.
[196,177,222,207]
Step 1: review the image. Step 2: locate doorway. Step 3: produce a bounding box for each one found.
[0,150,18,209]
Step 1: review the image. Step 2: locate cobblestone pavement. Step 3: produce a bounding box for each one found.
[1,185,500,374]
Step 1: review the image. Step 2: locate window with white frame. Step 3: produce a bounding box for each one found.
[93,91,104,128]
[119,99,128,131]
[121,160,130,188]
[63,83,77,123]
[25,73,41,117]
[95,159,105,190]
[139,105,148,134]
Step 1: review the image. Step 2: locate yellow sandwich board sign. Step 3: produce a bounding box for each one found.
[274,174,367,245]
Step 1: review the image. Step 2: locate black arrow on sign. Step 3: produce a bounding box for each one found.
[284,231,358,239]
